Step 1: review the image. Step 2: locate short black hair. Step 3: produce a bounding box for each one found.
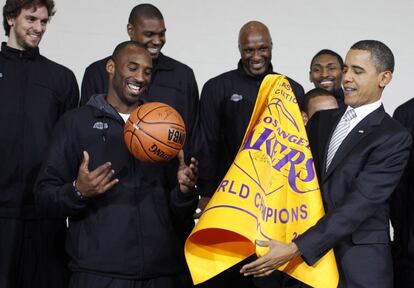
[111,40,146,63]
[3,0,55,36]
[128,3,163,25]
[310,49,344,70]
[351,40,394,73]
[302,88,336,113]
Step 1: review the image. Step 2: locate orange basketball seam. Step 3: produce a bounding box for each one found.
[131,131,157,162]
[124,102,185,162]
[136,103,171,122]
[137,120,185,129]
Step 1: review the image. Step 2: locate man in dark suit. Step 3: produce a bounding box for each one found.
[240,40,412,287]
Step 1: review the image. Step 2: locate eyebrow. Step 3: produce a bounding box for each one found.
[344,64,365,70]
[143,28,166,33]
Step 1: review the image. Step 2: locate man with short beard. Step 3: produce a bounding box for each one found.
[0,0,79,287]
[36,41,199,288]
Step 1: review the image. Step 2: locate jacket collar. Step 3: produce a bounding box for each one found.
[153,53,174,71]
[86,94,123,121]
[1,42,39,60]
[86,94,145,122]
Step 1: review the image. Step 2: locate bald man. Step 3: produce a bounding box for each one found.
[194,21,305,288]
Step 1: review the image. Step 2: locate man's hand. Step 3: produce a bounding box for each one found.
[177,150,199,194]
[240,240,300,277]
[75,151,119,198]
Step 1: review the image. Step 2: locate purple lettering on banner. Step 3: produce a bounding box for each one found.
[218,180,229,192]
[300,204,308,219]
[254,193,261,208]
[266,208,273,222]
[273,209,278,223]
[239,184,250,199]
[276,127,289,139]
[282,82,291,91]
[291,206,299,222]
[273,149,316,193]
[243,127,273,151]
[279,209,289,224]
[299,159,316,183]
[228,180,237,194]
[267,137,288,159]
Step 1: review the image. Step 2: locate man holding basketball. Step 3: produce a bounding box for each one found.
[35,41,199,288]
[0,0,79,287]
[80,4,199,159]
[81,2,199,241]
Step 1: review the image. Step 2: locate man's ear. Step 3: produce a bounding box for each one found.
[6,16,15,27]
[127,23,134,39]
[106,59,115,76]
[379,71,392,88]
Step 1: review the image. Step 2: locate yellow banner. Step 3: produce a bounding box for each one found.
[185,75,338,287]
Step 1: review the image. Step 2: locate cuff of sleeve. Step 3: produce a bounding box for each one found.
[197,178,216,197]
[68,181,88,206]
[174,186,196,204]
[293,235,319,266]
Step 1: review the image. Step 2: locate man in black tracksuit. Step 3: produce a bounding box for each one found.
[80,5,199,240]
[80,4,199,159]
[0,1,79,287]
[35,41,198,288]
[194,21,305,288]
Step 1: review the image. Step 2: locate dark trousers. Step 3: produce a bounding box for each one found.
[70,272,193,288]
[0,218,69,288]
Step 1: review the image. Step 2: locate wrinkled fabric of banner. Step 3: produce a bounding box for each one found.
[185,75,338,287]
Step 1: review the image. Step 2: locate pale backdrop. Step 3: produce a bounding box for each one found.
[1,0,413,113]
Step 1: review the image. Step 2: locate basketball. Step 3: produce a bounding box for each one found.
[124,102,186,162]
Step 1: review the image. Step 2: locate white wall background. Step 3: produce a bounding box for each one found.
[1,0,413,114]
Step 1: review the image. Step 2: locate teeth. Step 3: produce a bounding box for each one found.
[251,63,264,68]
[147,48,159,54]
[29,34,40,40]
[320,80,333,85]
[127,83,141,94]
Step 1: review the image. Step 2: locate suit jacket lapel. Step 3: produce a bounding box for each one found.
[323,106,385,181]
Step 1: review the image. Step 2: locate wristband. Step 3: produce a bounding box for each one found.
[73,180,84,199]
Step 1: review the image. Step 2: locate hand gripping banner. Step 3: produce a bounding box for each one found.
[185,75,338,287]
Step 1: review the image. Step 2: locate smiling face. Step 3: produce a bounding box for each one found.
[238,22,272,78]
[342,49,391,108]
[6,5,49,50]
[127,17,166,60]
[310,54,343,92]
[107,45,152,113]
